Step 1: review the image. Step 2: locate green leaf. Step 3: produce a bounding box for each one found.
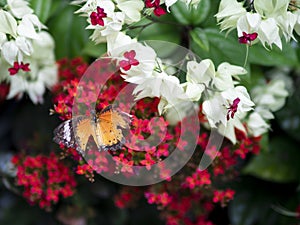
[190,28,209,52]
[191,28,247,66]
[170,0,211,26]
[28,0,53,23]
[243,137,300,183]
[248,41,298,66]
[82,41,107,58]
[138,22,181,44]
[47,4,90,59]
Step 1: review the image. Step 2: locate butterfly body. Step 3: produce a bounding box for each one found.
[53,105,132,154]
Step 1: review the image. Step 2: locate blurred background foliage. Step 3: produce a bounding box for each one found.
[1,0,300,224]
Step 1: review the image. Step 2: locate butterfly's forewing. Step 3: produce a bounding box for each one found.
[95,105,132,151]
[53,119,77,149]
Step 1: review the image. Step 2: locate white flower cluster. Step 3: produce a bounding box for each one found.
[74,0,289,144]
[216,0,300,49]
[73,0,201,44]
[107,33,259,143]
[0,0,57,104]
[247,77,289,137]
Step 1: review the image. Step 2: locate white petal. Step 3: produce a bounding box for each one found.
[0,9,18,37]
[7,0,33,18]
[116,0,144,24]
[186,59,215,85]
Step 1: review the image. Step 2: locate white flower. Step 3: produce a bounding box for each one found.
[5,31,57,104]
[217,116,246,144]
[77,0,125,40]
[247,112,270,137]
[133,70,187,115]
[164,101,199,125]
[17,14,46,40]
[254,0,289,18]
[237,12,261,37]
[213,62,247,91]
[106,32,136,52]
[215,0,246,32]
[251,79,288,112]
[115,0,144,24]
[1,36,33,65]
[254,106,274,120]
[0,9,18,38]
[202,86,254,128]
[0,32,7,47]
[7,0,33,18]
[1,40,23,65]
[186,59,215,86]
[182,59,215,101]
[294,11,300,36]
[257,18,282,49]
[109,41,157,84]
[276,11,297,42]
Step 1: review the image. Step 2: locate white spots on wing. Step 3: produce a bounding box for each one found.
[63,121,71,143]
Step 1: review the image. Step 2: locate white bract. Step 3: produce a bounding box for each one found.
[247,112,270,137]
[7,0,33,18]
[251,79,289,112]
[182,59,215,101]
[115,0,144,24]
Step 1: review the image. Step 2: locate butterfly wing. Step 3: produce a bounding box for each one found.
[95,105,132,151]
[74,117,99,153]
[53,116,99,154]
[53,119,77,149]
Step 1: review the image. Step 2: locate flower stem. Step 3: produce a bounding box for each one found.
[243,45,249,68]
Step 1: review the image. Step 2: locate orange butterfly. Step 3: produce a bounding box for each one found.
[53,105,132,153]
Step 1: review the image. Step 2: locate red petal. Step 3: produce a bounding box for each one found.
[8,68,18,75]
[130,59,139,66]
[154,7,166,16]
[124,50,136,59]
[119,60,131,71]
[248,32,258,41]
[238,36,248,44]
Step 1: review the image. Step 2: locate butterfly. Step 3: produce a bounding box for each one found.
[53,105,132,154]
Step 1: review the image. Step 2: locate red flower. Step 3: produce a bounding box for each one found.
[8,61,30,75]
[239,32,258,45]
[213,189,235,207]
[90,6,107,26]
[227,97,240,120]
[119,50,139,71]
[145,0,166,17]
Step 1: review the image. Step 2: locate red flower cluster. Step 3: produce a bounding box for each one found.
[212,189,235,207]
[52,57,263,224]
[11,153,76,210]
